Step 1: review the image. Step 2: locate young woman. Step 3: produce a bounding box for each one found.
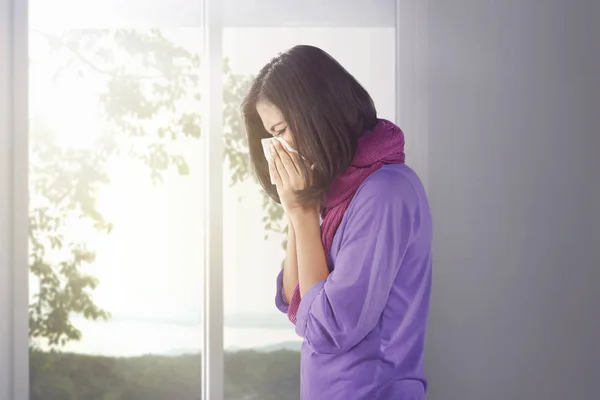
[242,45,433,400]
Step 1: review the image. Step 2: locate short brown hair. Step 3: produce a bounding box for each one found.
[242,45,377,204]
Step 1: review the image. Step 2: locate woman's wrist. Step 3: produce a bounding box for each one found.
[289,205,320,227]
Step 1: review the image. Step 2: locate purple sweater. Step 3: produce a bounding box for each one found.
[275,164,433,400]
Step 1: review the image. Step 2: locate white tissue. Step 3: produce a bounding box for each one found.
[261,138,276,184]
[275,136,299,154]
[261,137,300,184]
[261,137,314,184]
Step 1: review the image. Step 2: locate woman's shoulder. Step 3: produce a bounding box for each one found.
[353,163,426,209]
[341,163,432,245]
[338,163,431,247]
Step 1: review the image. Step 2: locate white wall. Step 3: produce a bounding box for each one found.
[422,1,600,398]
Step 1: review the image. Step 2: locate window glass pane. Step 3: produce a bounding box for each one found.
[222,27,395,400]
[28,3,204,399]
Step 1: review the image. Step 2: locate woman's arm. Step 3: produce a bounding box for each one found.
[292,173,421,355]
[289,207,329,297]
[282,217,299,304]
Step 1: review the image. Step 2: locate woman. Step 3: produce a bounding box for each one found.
[242,45,433,400]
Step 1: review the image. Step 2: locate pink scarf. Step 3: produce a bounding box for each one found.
[286,119,406,325]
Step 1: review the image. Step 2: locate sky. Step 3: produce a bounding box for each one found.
[27,1,395,355]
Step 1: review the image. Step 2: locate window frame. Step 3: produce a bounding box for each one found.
[201,0,224,399]
[221,0,396,27]
[1,0,30,399]
[1,0,429,399]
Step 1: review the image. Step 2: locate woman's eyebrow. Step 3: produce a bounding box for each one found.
[269,121,285,132]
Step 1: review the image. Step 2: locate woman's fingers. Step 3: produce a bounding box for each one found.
[274,140,300,175]
[271,143,288,183]
[274,155,287,183]
[268,154,281,185]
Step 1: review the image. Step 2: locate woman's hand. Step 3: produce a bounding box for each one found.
[270,139,316,219]
[270,139,327,299]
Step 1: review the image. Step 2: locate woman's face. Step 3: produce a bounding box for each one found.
[256,100,296,149]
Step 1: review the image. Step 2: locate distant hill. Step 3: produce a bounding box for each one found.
[30,348,300,400]
[254,341,301,352]
[168,341,301,356]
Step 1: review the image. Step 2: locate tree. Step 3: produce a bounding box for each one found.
[29,28,285,347]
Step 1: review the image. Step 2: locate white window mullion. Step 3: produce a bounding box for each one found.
[1,1,29,399]
[12,0,30,398]
[202,0,224,399]
[0,0,29,399]
[0,0,15,393]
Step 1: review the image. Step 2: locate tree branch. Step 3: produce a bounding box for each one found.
[32,29,199,80]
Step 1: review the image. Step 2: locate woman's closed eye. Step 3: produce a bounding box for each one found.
[274,127,287,137]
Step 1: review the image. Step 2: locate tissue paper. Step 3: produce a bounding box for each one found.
[261,137,277,184]
[261,137,307,185]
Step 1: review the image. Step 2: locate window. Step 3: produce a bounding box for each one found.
[27,1,205,399]
[3,1,405,399]
[222,27,395,400]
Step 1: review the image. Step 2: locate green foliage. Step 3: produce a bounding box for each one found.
[30,28,285,348]
[224,350,300,400]
[30,349,300,400]
[29,119,113,346]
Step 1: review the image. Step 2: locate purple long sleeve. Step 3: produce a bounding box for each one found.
[294,167,418,354]
[274,269,289,314]
[290,164,432,399]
